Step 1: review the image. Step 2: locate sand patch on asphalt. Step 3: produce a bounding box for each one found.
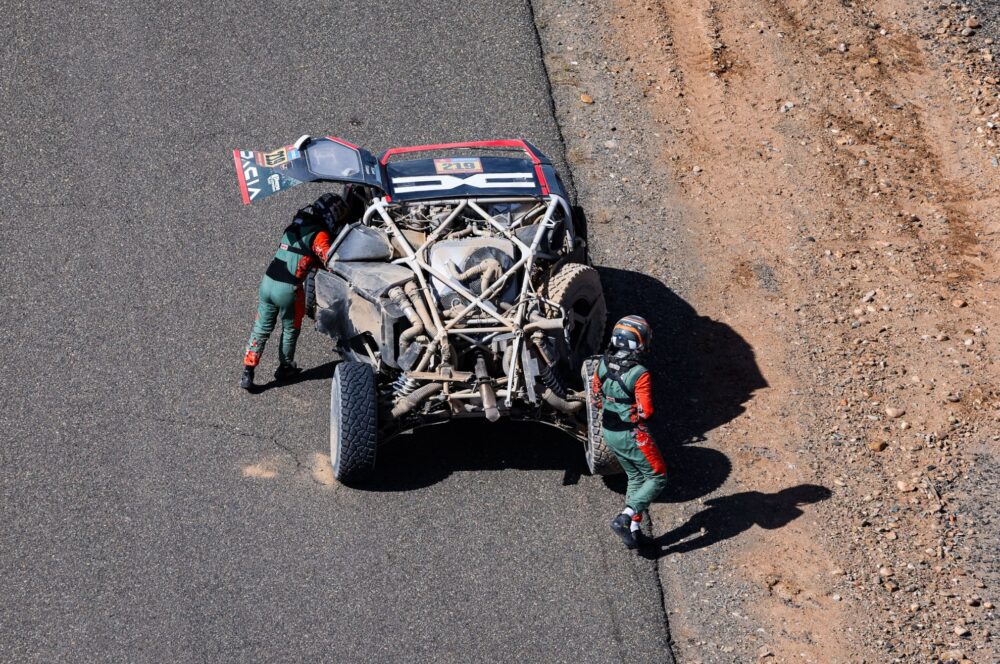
[242,457,280,479]
[310,453,335,486]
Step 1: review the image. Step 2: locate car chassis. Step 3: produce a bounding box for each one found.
[234,136,620,482]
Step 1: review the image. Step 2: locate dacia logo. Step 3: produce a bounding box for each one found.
[239,150,261,201]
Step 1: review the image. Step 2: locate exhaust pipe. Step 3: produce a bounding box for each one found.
[480,382,500,422]
[542,388,583,415]
[474,355,501,422]
[404,280,438,338]
[391,383,442,419]
[388,286,424,351]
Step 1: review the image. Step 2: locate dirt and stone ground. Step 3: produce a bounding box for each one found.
[533,0,999,662]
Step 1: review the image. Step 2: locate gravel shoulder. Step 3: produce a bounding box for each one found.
[533,0,999,661]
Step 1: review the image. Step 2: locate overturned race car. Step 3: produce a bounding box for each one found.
[234,136,618,483]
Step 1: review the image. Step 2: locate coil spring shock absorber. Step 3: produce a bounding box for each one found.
[392,374,419,397]
[532,333,567,398]
[538,362,567,398]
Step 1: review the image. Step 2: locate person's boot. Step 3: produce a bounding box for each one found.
[274,362,302,382]
[240,366,255,390]
[610,513,637,550]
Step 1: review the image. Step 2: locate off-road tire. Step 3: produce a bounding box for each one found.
[546,263,607,387]
[582,357,622,475]
[304,269,317,320]
[330,361,377,484]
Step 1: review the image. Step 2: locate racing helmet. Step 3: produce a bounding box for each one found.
[311,193,350,231]
[611,315,652,353]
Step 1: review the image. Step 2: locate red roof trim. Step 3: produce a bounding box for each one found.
[325,135,360,150]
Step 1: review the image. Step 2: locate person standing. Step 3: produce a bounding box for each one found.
[591,315,667,549]
[240,193,348,390]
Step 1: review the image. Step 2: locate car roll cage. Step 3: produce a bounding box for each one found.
[360,193,575,406]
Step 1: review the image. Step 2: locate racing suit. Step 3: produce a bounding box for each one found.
[243,216,332,368]
[592,352,667,514]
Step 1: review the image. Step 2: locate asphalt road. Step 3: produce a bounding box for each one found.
[0,1,674,662]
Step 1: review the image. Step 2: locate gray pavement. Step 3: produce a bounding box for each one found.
[0,1,674,661]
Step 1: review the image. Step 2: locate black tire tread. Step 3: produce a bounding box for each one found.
[545,263,607,387]
[304,269,317,320]
[330,361,377,483]
[582,357,622,476]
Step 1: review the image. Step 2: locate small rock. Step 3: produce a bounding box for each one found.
[580,93,594,104]
[885,406,905,419]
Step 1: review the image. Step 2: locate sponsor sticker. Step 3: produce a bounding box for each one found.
[256,147,301,168]
[434,157,483,175]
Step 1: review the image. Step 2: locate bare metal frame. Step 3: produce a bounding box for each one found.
[361,194,576,406]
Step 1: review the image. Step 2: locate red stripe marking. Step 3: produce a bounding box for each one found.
[636,431,667,475]
[233,149,251,205]
[325,135,360,150]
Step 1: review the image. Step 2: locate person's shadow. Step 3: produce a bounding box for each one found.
[638,484,832,559]
[597,267,769,503]
[250,360,338,393]
[357,266,767,502]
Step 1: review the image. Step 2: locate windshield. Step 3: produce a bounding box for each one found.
[305,141,363,179]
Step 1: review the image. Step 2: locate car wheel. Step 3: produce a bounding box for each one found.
[582,357,623,476]
[546,263,607,386]
[304,269,317,320]
[330,361,377,484]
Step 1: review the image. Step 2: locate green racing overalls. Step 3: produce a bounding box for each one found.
[243,217,332,368]
[592,352,668,513]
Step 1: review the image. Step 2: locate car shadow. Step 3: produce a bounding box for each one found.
[637,484,833,559]
[251,360,338,393]
[596,267,767,504]
[361,267,765,501]
[359,420,588,492]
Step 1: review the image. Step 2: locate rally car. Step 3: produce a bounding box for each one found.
[234,136,618,482]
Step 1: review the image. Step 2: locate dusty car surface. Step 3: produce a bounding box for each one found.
[235,136,617,482]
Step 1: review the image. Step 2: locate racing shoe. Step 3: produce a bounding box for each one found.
[240,366,254,390]
[610,513,637,550]
[274,362,302,382]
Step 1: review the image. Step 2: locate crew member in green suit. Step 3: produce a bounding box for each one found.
[240,193,348,390]
[591,315,667,549]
